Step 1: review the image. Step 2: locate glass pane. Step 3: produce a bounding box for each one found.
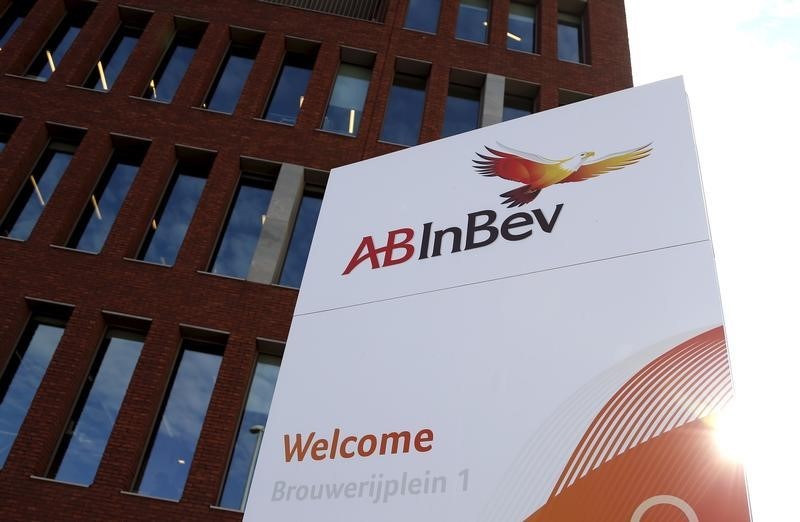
[51,333,143,485]
[2,147,74,240]
[264,51,316,125]
[380,73,426,146]
[442,84,481,138]
[0,2,33,50]
[503,93,533,121]
[508,2,535,53]
[404,0,441,33]
[68,154,140,253]
[456,0,489,43]
[140,165,206,266]
[145,33,201,103]
[279,191,323,288]
[558,20,582,62]
[28,6,94,80]
[136,342,222,500]
[0,322,65,467]
[218,355,279,510]
[86,26,143,91]
[206,44,257,113]
[211,176,274,279]
[322,63,371,135]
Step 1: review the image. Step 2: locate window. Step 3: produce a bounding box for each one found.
[456,0,490,44]
[0,1,33,51]
[67,139,148,253]
[507,1,535,53]
[27,3,95,80]
[263,41,319,125]
[49,329,145,485]
[279,187,323,288]
[442,72,483,138]
[558,88,591,106]
[135,338,223,501]
[203,31,263,114]
[558,12,584,63]
[218,353,280,510]
[210,174,275,279]
[144,20,205,103]
[0,116,20,153]
[503,79,537,121]
[0,315,69,467]
[1,129,84,241]
[138,155,210,266]
[380,60,429,147]
[322,51,374,136]
[84,11,149,92]
[403,0,441,34]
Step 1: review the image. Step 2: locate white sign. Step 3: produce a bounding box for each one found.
[245,78,750,521]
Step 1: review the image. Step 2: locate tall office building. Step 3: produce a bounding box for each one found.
[0,0,632,519]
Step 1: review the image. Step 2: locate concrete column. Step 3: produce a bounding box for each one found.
[480,73,505,127]
[247,162,304,284]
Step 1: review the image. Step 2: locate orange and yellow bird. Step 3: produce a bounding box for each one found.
[473,143,653,207]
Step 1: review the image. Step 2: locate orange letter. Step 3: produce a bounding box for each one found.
[284,432,316,462]
[340,436,357,458]
[343,236,381,275]
[311,438,329,461]
[380,431,412,455]
[358,434,378,457]
[414,429,434,452]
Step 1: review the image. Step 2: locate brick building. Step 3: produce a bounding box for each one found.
[0,0,632,519]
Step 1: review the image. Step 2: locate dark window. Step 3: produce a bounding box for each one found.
[144,24,205,103]
[218,353,280,510]
[68,143,147,253]
[558,13,584,63]
[279,188,323,288]
[0,318,67,467]
[49,329,145,485]
[322,62,372,136]
[558,88,591,106]
[138,159,209,266]
[507,2,535,53]
[27,3,95,80]
[204,40,260,114]
[403,0,441,33]
[0,1,33,51]
[0,116,20,153]
[380,71,427,147]
[442,82,481,137]
[456,0,490,43]
[263,47,318,125]
[85,21,147,92]
[210,175,275,279]
[503,93,534,121]
[135,339,223,501]
[1,140,80,240]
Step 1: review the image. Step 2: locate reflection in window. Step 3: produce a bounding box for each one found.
[135,340,222,501]
[0,116,20,153]
[0,319,66,467]
[403,0,441,33]
[218,354,280,510]
[68,147,146,253]
[279,189,323,288]
[442,82,481,138]
[1,141,78,240]
[49,330,144,485]
[210,175,274,279]
[558,13,584,63]
[456,0,490,43]
[503,92,534,121]
[507,2,535,53]
[264,49,317,125]
[380,71,427,146]
[145,28,203,103]
[204,42,259,114]
[0,1,33,51]
[85,24,145,91]
[27,3,95,80]
[322,63,372,136]
[139,161,208,266]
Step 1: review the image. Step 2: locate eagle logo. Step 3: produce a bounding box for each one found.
[473,143,653,207]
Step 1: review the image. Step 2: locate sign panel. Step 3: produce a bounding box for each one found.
[245,78,750,521]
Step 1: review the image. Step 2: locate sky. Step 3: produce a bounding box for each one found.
[625,1,800,520]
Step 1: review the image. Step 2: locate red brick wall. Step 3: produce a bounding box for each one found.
[0,1,632,519]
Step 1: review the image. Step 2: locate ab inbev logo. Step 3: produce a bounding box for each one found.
[342,142,653,276]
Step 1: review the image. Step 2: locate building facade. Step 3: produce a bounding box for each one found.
[0,0,632,519]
